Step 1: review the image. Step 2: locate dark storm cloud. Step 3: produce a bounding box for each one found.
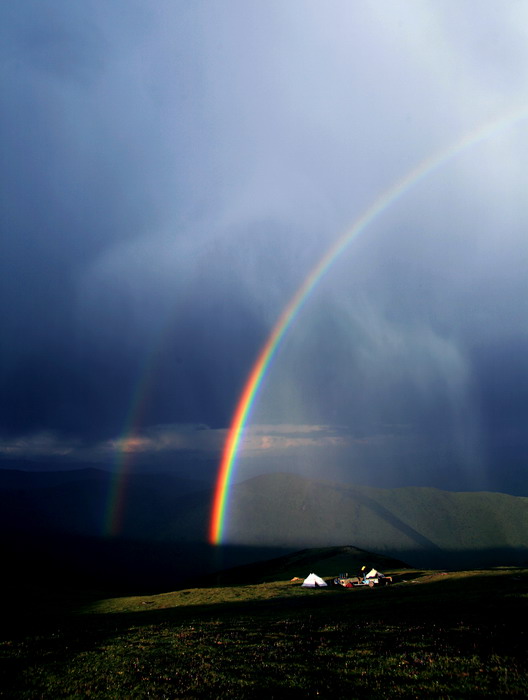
[1,1,528,495]
[0,1,225,438]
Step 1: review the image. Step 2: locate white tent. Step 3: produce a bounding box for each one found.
[302,573,328,588]
[365,568,384,579]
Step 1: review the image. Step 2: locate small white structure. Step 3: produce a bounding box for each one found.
[365,568,381,579]
[364,568,387,585]
[302,573,328,588]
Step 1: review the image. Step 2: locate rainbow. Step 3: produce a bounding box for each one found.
[104,449,130,537]
[103,356,158,536]
[209,106,528,545]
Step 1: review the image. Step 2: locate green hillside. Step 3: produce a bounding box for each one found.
[1,548,527,697]
[226,473,528,567]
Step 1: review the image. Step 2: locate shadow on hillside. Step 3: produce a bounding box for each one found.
[350,489,443,551]
[0,530,298,596]
[2,522,527,605]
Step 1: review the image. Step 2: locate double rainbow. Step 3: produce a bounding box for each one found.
[209,106,528,545]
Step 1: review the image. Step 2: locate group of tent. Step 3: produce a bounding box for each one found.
[300,567,390,588]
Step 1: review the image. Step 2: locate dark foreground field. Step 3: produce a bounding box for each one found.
[1,567,527,698]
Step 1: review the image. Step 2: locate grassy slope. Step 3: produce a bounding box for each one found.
[1,549,527,697]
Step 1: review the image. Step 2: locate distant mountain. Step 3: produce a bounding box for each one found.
[224,473,528,568]
[0,467,208,540]
[1,469,527,592]
[0,467,225,593]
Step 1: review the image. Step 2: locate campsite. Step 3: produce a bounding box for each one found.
[3,1,528,696]
[1,546,527,697]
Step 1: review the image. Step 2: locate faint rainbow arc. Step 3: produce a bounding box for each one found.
[103,360,156,536]
[209,106,528,545]
[103,324,172,537]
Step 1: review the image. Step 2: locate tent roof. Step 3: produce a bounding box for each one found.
[302,573,328,587]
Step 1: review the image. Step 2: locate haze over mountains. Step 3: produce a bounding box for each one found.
[1,468,527,593]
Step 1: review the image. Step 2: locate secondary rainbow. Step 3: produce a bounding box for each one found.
[103,326,174,537]
[103,360,155,536]
[209,105,528,545]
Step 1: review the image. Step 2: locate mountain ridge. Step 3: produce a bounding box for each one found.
[1,468,526,583]
[225,472,528,567]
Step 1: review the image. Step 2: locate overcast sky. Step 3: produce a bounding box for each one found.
[1,1,527,495]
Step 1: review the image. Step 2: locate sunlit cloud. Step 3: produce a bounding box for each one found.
[0,423,398,465]
[239,424,348,453]
[0,432,78,459]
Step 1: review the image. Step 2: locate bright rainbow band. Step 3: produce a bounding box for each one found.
[209,106,528,545]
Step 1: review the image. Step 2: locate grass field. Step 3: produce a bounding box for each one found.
[1,567,527,698]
